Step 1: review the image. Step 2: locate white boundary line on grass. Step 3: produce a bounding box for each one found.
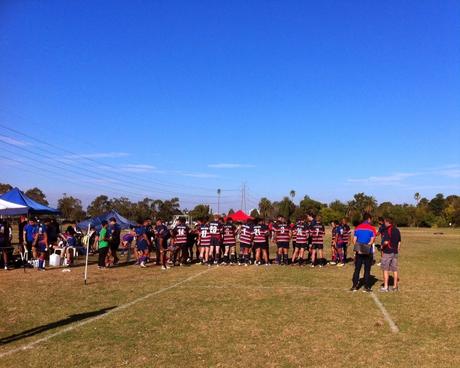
[0,268,211,358]
[370,293,400,333]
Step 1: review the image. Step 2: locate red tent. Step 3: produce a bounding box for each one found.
[227,210,253,222]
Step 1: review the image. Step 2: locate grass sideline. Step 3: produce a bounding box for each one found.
[0,228,459,368]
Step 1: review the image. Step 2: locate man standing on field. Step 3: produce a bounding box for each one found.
[380,217,401,292]
[351,213,376,292]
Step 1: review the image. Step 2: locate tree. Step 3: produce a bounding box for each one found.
[250,208,259,218]
[158,197,182,220]
[0,183,12,195]
[347,193,377,223]
[329,200,347,219]
[87,195,111,217]
[189,204,210,220]
[111,197,136,219]
[25,187,49,205]
[289,190,296,200]
[297,195,324,216]
[429,193,446,217]
[57,194,85,221]
[258,197,274,219]
[277,196,296,220]
[414,192,421,206]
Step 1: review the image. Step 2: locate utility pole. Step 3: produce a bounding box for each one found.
[217,188,221,215]
[240,182,247,212]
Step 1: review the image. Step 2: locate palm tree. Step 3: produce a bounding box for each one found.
[414,192,421,206]
[258,197,274,219]
[290,190,296,200]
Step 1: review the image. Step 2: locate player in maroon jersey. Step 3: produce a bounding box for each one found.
[310,215,326,267]
[291,218,309,266]
[252,218,270,265]
[198,218,211,265]
[273,215,291,265]
[238,220,253,266]
[329,220,339,265]
[222,217,237,265]
[208,214,223,265]
[172,217,190,265]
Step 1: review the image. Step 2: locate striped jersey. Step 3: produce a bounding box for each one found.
[310,222,325,244]
[252,224,269,243]
[208,221,223,239]
[293,222,309,244]
[222,223,236,245]
[337,224,351,243]
[273,222,290,243]
[173,224,189,244]
[331,226,338,245]
[198,224,211,246]
[239,224,253,244]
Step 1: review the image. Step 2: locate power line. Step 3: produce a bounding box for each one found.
[0,123,240,193]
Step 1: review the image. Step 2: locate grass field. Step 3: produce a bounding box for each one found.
[0,228,459,368]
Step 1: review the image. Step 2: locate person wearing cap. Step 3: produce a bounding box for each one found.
[98,221,110,269]
[108,217,121,265]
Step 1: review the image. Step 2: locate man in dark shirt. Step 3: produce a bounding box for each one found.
[380,217,401,292]
[108,217,121,265]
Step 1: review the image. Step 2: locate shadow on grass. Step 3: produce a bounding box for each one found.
[0,306,116,345]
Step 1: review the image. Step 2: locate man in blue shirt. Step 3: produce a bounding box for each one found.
[23,218,38,259]
[351,213,376,292]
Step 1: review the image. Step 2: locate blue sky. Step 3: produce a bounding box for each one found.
[1,0,459,211]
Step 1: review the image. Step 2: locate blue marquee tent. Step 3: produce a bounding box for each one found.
[0,187,60,216]
[77,210,136,231]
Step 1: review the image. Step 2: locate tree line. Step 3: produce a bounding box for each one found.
[1,183,459,227]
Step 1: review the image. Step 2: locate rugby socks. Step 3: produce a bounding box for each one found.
[276,254,281,264]
[38,255,45,269]
[283,254,288,265]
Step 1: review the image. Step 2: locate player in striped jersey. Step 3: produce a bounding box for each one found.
[208,214,223,265]
[273,215,291,265]
[310,215,325,267]
[238,220,253,266]
[198,219,212,265]
[222,218,237,265]
[172,217,190,266]
[252,218,270,265]
[291,218,309,266]
[329,220,339,265]
[337,217,351,265]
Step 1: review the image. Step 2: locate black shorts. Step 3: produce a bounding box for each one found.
[240,242,251,249]
[312,243,323,250]
[0,241,10,250]
[295,243,308,250]
[210,237,221,247]
[277,242,289,249]
[254,242,268,249]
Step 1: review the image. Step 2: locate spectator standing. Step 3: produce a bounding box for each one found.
[0,218,10,270]
[380,217,401,292]
[98,221,110,269]
[108,217,121,265]
[351,213,376,292]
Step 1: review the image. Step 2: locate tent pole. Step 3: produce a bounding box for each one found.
[84,224,91,285]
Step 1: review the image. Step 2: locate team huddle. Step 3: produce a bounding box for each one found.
[122,213,353,270]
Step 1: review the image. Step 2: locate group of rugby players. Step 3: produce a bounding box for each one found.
[128,213,352,269]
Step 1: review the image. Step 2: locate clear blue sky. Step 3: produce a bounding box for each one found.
[1,0,459,211]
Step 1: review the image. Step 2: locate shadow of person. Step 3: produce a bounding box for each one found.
[0,306,116,345]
